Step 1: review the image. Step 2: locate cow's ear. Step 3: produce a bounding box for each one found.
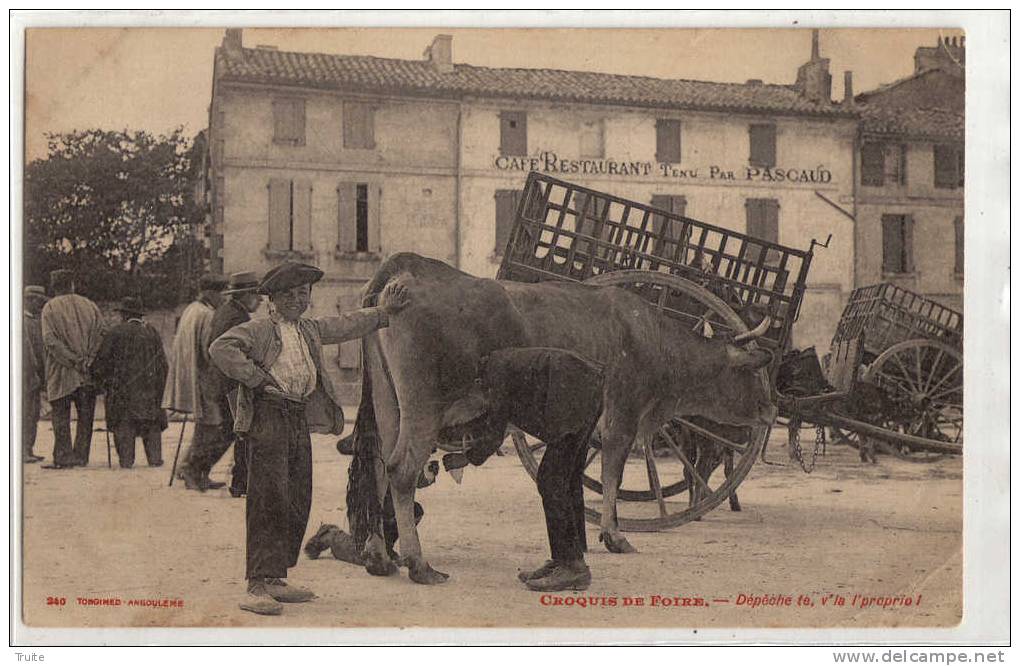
[727,346,773,370]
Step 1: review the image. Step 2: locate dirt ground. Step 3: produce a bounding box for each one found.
[19,418,962,630]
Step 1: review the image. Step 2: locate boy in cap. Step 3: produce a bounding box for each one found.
[41,269,104,468]
[22,286,49,463]
[210,261,409,616]
[162,273,228,490]
[91,297,169,468]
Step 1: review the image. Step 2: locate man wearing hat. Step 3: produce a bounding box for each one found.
[41,269,104,468]
[91,297,169,468]
[22,286,49,463]
[210,261,409,616]
[162,273,228,490]
[184,271,263,496]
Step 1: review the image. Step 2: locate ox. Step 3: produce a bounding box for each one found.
[347,253,776,585]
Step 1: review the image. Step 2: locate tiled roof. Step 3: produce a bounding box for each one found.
[856,69,964,141]
[216,46,854,118]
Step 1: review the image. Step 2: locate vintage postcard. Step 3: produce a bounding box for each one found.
[10,11,1009,646]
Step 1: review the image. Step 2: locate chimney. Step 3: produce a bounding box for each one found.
[223,28,243,57]
[914,33,966,73]
[795,29,832,103]
[424,34,453,74]
[843,71,854,106]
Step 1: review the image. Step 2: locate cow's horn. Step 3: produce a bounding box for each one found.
[732,316,771,344]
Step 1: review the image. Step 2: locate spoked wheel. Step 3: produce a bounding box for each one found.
[512,270,771,532]
[861,339,963,456]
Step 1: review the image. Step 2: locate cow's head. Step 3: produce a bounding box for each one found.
[675,317,778,427]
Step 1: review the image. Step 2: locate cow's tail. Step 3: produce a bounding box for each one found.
[345,349,384,550]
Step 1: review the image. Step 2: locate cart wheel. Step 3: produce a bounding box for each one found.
[513,270,770,532]
[863,339,963,453]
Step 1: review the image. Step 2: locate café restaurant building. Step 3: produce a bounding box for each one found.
[205,29,857,394]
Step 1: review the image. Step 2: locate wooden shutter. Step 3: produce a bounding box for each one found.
[881,214,911,273]
[957,148,965,187]
[336,292,363,369]
[368,184,382,253]
[499,111,527,157]
[749,124,777,167]
[268,179,291,250]
[336,182,358,253]
[954,216,964,274]
[934,145,959,189]
[650,194,672,240]
[903,215,915,273]
[746,199,779,263]
[292,180,312,251]
[273,99,305,144]
[861,142,885,186]
[344,102,376,149]
[898,144,908,186]
[656,119,682,163]
[494,190,519,254]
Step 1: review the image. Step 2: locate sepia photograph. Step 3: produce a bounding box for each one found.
[10,11,1009,647]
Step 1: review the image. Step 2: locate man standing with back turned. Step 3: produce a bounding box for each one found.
[211,261,409,616]
[41,269,104,468]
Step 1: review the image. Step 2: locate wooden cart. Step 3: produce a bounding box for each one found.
[497,172,825,531]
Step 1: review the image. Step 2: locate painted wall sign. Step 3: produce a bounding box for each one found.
[494,150,832,184]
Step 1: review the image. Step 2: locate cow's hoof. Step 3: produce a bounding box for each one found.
[729,501,742,512]
[409,561,449,585]
[599,531,638,554]
[364,551,399,577]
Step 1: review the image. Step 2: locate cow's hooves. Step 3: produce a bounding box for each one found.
[599,531,638,554]
[364,552,399,577]
[729,503,742,512]
[409,562,449,585]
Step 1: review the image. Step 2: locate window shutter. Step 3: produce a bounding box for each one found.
[499,111,527,157]
[861,142,885,186]
[368,185,382,253]
[344,102,376,149]
[336,293,363,369]
[898,144,908,186]
[292,180,312,251]
[292,99,306,145]
[934,145,958,189]
[336,182,358,253]
[957,148,965,187]
[749,124,776,167]
[268,179,291,251]
[272,100,288,142]
[651,194,671,239]
[494,190,518,254]
[656,119,682,163]
[273,99,305,144]
[954,216,964,274]
[903,216,915,273]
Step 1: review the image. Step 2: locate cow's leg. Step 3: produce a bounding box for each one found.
[362,455,399,577]
[597,413,640,554]
[386,414,448,585]
[724,450,741,512]
[361,334,400,577]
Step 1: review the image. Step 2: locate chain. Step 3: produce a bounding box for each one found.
[787,419,825,473]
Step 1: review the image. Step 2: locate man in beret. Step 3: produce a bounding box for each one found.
[91,297,169,468]
[162,273,228,490]
[41,269,104,468]
[194,271,264,497]
[22,286,49,463]
[210,261,409,616]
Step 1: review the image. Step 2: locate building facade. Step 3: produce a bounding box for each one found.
[853,36,965,312]
[206,29,863,397]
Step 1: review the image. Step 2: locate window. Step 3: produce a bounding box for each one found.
[745,198,780,264]
[656,119,682,163]
[337,183,381,254]
[499,111,527,157]
[579,119,605,158]
[934,144,964,189]
[954,216,964,275]
[272,98,305,145]
[749,124,777,167]
[343,102,376,149]
[861,142,906,187]
[494,189,522,254]
[881,214,914,274]
[267,179,312,252]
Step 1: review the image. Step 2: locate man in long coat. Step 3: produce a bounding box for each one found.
[41,269,104,468]
[210,261,409,616]
[91,297,169,468]
[162,274,226,489]
[22,285,48,463]
[187,271,262,496]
